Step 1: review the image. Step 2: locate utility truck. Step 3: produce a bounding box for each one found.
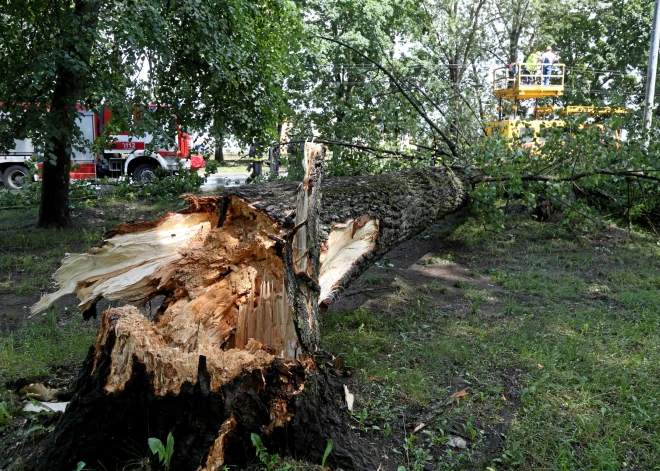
[486,64,625,147]
[0,105,205,190]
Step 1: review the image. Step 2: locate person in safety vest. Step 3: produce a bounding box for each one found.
[524,51,541,85]
[541,46,559,85]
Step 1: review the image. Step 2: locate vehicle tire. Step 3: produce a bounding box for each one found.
[133,163,158,182]
[2,165,31,190]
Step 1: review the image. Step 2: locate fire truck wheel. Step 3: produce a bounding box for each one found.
[133,163,158,182]
[2,165,31,190]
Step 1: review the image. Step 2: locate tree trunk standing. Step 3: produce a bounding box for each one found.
[39,73,76,228]
[38,0,101,228]
[30,149,470,470]
[214,135,224,162]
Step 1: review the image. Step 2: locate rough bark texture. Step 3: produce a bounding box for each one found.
[228,165,470,304]
[283,144,326,352]
[30,159,470,470]
[38,0,100,228]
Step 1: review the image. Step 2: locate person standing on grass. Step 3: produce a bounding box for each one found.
[246,142,262,183]
[541,46,559,86]
[269,141,280,177]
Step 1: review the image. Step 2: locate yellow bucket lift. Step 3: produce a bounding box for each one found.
[487,63,625,143]
[562,106,627,116]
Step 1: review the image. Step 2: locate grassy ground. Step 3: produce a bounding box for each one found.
[0,198,185,470]
[1,194,660,470]
[323,214,660,470]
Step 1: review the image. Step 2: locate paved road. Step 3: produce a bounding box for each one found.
[200,170,287,192]
[200,172,249,192]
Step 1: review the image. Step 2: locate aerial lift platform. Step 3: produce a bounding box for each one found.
[487,63,626,143]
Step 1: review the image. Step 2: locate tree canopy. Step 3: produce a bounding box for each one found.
[0,0,300,227]
[2,0,660,228]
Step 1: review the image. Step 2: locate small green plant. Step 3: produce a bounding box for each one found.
[251,433,280,471]
[74,462,86,471]
[423,256,442,265]
[26,425,50,436]
[321,439,333,468]
[148,431,174,470]
[0,402,11,425]
[363,274,384,285]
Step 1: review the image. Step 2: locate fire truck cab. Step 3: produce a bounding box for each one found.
[0,106,204,190]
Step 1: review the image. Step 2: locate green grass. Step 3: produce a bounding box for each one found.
[2,198,660,469]
[0,226,105,295]
[0,199,182,382]
[0,309,98,381]
[322,215,660,470]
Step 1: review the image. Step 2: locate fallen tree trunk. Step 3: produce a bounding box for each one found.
[29,145,470,470]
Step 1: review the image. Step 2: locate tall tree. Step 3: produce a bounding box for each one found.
[536,0,651,106]
[285,0,428,175]
[0,0,299,227]
[410,0,491,149]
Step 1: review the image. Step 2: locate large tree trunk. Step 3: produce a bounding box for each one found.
[30,146,470,470]
[214,134,224,162]
[38,69,76,228]
[38,0,100,228]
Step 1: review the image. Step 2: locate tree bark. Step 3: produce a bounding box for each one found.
[38,0,101,228]
[214,134,224,162]
[39,72,75,228]
[30,150,470,470]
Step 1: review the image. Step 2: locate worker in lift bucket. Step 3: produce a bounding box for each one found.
[524,51,541,85]
[541,46,559,86]
[508,62,518,88]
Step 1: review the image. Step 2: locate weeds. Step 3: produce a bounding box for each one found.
[323,215,660,469]
[148,432,174,471]
[321,439,333,469]
[0,402,10,425]
[0,308,99,382]
[251,433,286,471]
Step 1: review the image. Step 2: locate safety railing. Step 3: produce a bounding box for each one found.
[493,63,565,92]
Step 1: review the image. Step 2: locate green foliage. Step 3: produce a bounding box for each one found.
[251,433,285,471]
[286,0,429,168]
[461,110,660,231]
[0,170,205,211]
[26,425,49,436]
[0,0,301,226]
[536,0,649,105]
[321,439,333,468]
[0,402,11,425]
[74,462,86,471]
[148,432,174,471]
[203,158,220,178]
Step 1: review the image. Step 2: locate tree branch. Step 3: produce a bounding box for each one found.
[314,35,459,157]
[476,169,660,184]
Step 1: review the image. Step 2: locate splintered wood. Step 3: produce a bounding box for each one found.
[33,195,301,359]
[95,306,276,395]
[283,143,326,352]
[318,216,378,304]
[33,148,473,370]
[28,147,477,471]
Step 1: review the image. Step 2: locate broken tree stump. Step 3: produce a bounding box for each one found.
[29,144,470,470]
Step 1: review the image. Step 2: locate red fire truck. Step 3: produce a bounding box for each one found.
[0,105,205,190]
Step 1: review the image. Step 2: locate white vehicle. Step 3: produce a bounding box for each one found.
[0,107,204,190]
